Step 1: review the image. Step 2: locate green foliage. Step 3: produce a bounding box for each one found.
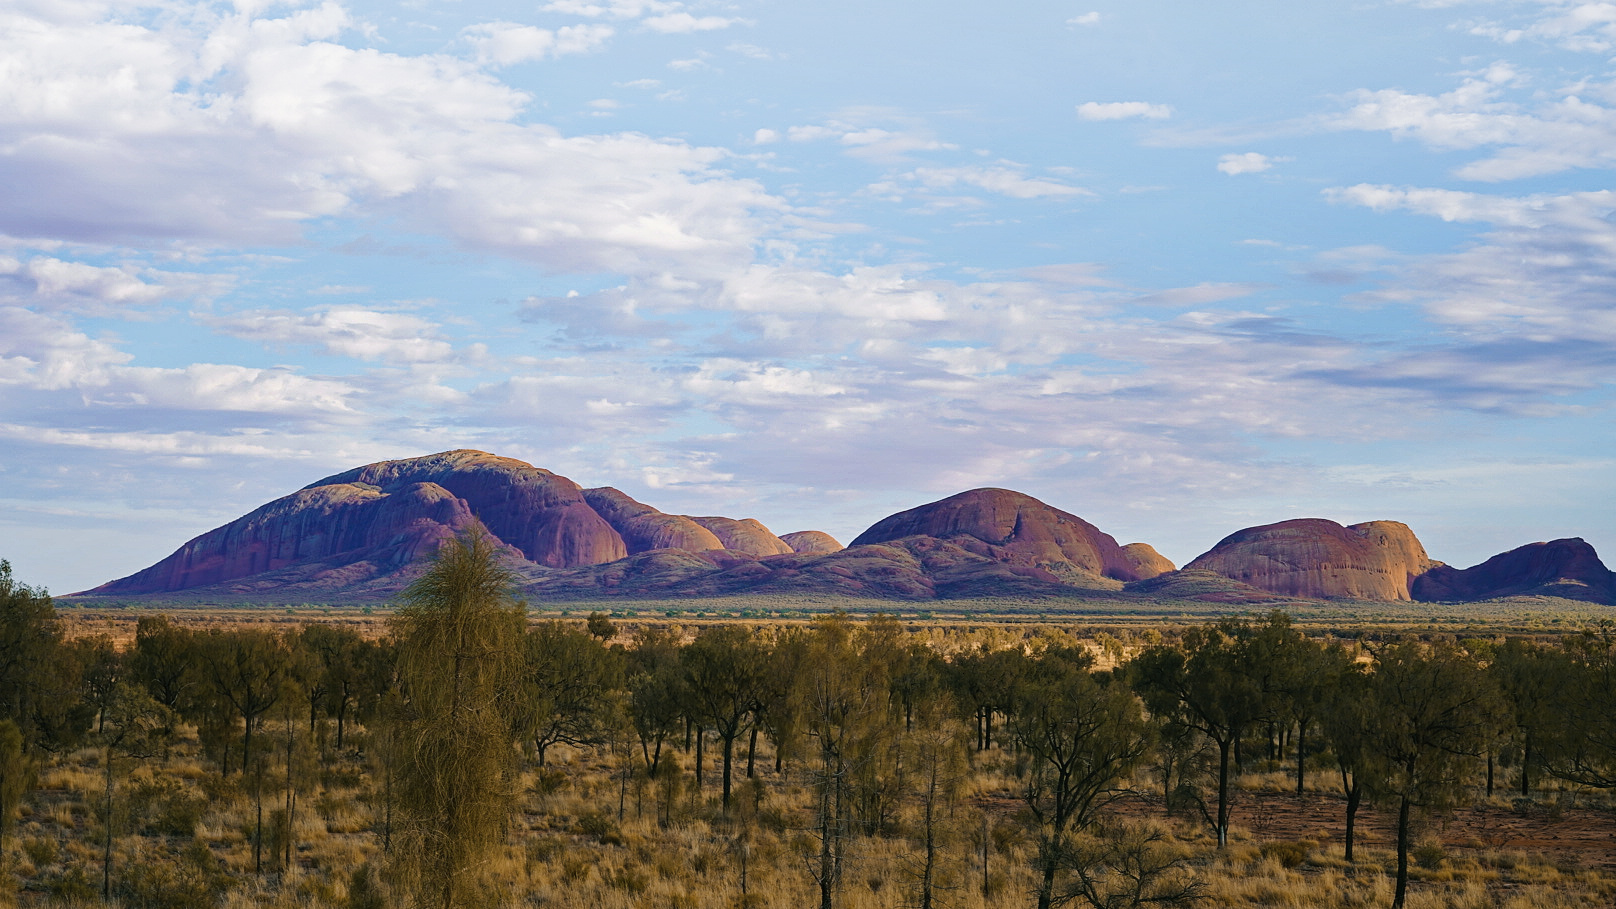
[390,528,526,909]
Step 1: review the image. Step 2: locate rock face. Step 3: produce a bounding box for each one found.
[779,531,844,555]
[310,450,627,569]
[1185,518,1437,601]
[850,488,1145,582]
[582,488,724,555]
[1413,538,1616,604]
[687,516,794,558]
[92,450,628,595]
[1120,543,1175,580]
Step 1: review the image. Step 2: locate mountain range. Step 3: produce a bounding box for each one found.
[79,450,1616,605]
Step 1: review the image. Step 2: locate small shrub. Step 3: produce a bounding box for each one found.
[575,809,622,845]
[1260,841,1309,869]
[1412,839,1446,870]
[23,836,59,867]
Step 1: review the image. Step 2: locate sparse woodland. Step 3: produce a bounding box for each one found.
[3,549,1616,909]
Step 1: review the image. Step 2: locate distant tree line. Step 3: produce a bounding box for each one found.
[4,550,1616,909]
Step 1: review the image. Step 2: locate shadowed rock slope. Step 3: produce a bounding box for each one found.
[1413,538,1616,604]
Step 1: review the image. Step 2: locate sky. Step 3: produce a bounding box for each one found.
[3,0,1615,596]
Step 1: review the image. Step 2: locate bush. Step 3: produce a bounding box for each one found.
[1260,841,1309,869]
[22,836,58,867]
[1412,839,1446,870]
[575,809,622,845]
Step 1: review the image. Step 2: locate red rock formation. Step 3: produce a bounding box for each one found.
[850,488,1144,582]
[582,488,725,554]
[688,516,794,557]
[1120,543,1175,580]
[1185,518,1436,601]
[779,530,843,555]
[90,450,628,595]
[1412,538,1615,604]
[311,450,625,568]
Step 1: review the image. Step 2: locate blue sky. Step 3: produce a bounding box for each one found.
[3,0,1615,595]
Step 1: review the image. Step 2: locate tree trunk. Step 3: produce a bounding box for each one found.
[721,733,734,811]
[1344,777,1361,863]
[1216,737,1232,847]
[696,726,705,789]
[102,746,113,900]
[1295,721,1306,794]
[1393,793,1412,909]
[746,726,759,778]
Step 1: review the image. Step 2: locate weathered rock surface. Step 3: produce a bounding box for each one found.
[851,488,1144,582]
[687,516,794,558]
[1412,538,1616,604]
[1185,518,1437,601]
[779,531,843,555]
[310,450,626,569]
[1120,543,1175,580]
[90,480,480,595]
[91,450,627,595]
[582,488,724,554]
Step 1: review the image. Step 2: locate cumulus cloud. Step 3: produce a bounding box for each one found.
[1217,152,1287,175]
[463,22,614,66]
[1326,65,1616,180]
[0,2,779,275]
[204,308,458,364]
[0,307,358,414]
[1077,101,1173,121]
[644,12,739,33]
[1468,2,1616,52]
[870,165,1091,201]
[0,255,226,314]
[1067,12,1101,27]
[783,119,956,161]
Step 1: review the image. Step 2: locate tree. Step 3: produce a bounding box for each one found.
[130,615,198,730]
[681,625,768,812]
[1491,637,1559,796]
[94,682,172,900]
[520,620,623,767]
[1315,643,1372,862]
[904,695,966,909]
[1130,617,1276,847]
[0,560,62,742]
[1367,639,1498,909]
[196,629,291,774]
[1053,821,1205,909]
[1541,623,1616,789]
[0,719,32,879]
[1013,650,1154,909]
[300,623,368,750]
[797,613,891,909]
[390,529,526,909]
[627,626,685,775]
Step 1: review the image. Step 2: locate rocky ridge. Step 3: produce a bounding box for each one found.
[81,449,1614,605]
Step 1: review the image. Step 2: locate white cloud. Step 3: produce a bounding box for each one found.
[0,306,358,414]
[1077,101,1173,121]
[1067,12,1101,27]
[644,13,739,33]
[541,0,673,19]
[782,119,956,161]
[874,165,1092,200]
[0,255,226,313]
[728,43,772,59]
[1469,2,1616,52]
[0,3,779,276]
[463,22,614,66]
[1217,152,1287,175]
[1326,68,1616,181]
[205,308,458,364]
